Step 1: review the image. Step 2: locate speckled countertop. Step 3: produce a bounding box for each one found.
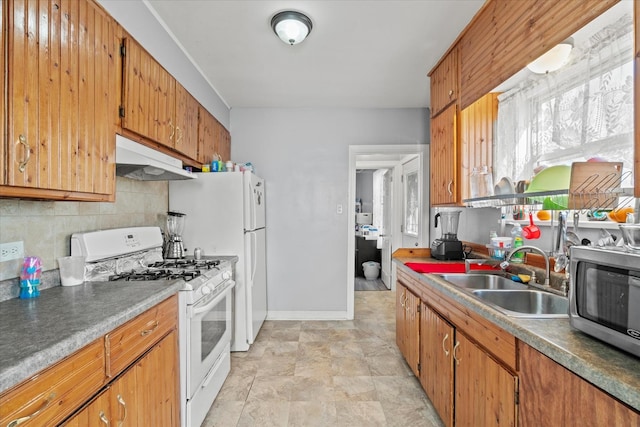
[394,256,640,412]
[0,280,183,394]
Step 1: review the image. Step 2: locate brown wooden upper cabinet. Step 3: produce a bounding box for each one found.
[174,84,199,161]
[428,0,632,206]
[121,37,176,150]
[197,106,231,164]
[121,37,228,166]
[430,104,458,206]
[2,0,118,201]
[458,93,498,202]
[429,47,459,118]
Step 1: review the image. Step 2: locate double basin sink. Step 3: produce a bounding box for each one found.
[434,273,569,318]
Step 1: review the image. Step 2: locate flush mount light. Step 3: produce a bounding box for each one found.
[271,11,312,45]
[526,38,574,74]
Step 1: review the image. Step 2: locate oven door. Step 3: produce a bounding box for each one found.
[187,279,235,397]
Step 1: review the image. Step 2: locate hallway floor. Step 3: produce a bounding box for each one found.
[201,291,443,427]
[354,276,387,291]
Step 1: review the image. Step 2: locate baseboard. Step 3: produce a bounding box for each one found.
[266,311,351,321]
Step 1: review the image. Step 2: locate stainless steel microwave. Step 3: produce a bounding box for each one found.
[569,246,640,358]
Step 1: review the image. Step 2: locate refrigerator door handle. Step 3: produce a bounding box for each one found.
[250,232,257,283]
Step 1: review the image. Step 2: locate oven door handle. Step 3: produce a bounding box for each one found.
[191,280,235,317]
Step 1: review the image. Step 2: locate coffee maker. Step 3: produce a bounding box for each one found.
[431,210,464,260]
[164,211,186,259]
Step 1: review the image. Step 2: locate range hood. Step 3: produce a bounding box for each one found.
[115,135,196,181]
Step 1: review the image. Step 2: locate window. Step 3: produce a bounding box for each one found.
[495,9,634,189]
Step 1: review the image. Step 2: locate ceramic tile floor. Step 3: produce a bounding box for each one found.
[201,290,444,427]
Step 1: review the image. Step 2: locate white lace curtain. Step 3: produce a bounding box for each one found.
[495,11,634,186]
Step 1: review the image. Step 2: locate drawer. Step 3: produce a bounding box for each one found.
[106,295,178,377]
[0,338,105,427]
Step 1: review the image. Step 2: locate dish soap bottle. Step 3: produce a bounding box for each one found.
[510,223,524,263]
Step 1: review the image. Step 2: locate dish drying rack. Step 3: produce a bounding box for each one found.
[464,162,635,213]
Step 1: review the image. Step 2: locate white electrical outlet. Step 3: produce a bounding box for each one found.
[336,204,343,214]
[0,241,24,262]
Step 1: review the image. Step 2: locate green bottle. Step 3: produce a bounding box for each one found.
[510,223,524,263]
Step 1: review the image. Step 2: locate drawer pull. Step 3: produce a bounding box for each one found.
[7,392,56,427]
[117,394,127,426]
[17,134,30,173]
[168,120,175,140]
[99,410,109,425]
[453,341,461,365]
[176,126,183,143]
[140,320,159,336]
[442,333,450,356]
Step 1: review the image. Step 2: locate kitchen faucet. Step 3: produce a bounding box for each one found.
[502,245,550,288]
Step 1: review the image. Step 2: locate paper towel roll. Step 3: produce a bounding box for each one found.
[376,236,384,249]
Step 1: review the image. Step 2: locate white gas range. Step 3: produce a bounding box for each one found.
[71,226,236,427]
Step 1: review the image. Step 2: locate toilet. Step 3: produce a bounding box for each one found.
[362,261,380,280]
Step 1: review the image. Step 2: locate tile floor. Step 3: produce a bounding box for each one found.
[354,276,387,291]
[201,290,443,427]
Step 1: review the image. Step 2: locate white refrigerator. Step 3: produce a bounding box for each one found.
[169,171,267,351]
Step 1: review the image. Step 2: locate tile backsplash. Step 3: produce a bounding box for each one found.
[0,178,168,280]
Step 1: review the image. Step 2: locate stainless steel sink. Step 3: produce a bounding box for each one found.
[470,289,569,318]
[435,273,528,290]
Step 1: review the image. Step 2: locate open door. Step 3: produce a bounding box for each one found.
[402,157,421,248]
[373,169,392,288]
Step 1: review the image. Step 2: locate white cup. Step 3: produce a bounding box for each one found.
[58,256,86,286]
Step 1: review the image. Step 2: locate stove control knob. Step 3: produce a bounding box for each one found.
[222,271,232,280]
[201,285,212,295]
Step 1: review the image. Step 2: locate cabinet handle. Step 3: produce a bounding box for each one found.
[117,394,127,426]
[400,291,406,307]
[17,134,30,173]
[140,320,159,336]
[448,89,454,99]
[453,341,461,365]
[176,126,183,143]
[442,333,450,356]
[447,180,453,196]
[6,392,56,427]
[99,411,110,425]
[169,120,175,140]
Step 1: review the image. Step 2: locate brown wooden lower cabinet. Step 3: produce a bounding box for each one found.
[420,303,454,427]
[398,270,640,427]
[63,330,179,426]
[519,342,640,427]
[454,332,517,427]
[0,295,179,427]
[396,281,420,377]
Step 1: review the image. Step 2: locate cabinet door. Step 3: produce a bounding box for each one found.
[174,83,199,161]
[5,0,117,195]
[395,283,408,353]
[64,389,112,427]
[420,303,454,427]
[519,342,640,427]
[430,47,459,118]
[121,37,175,149]
[197,105,215,164]
[403,287,421,377]
[430,104,458,205]
[217,124,231,162]
[454,332,517,427]
[459,93,498,201]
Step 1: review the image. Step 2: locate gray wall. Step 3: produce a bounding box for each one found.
[97,0,230,128]
[230,108,428,317]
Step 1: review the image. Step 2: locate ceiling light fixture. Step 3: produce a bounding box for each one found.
[526,38,574,74]
[271,11,312,45]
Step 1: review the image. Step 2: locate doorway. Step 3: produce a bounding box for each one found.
[346,144,429,319]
